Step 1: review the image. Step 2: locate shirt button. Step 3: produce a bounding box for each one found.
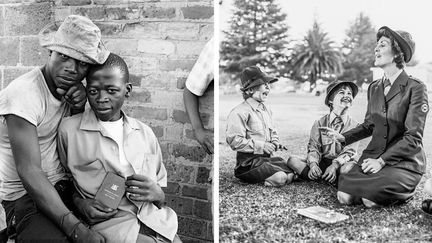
[382,147,385,151]
[384,135,387,139]
[384,123,387,126]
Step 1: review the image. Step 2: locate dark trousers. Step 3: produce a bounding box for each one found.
[1,180,75,243]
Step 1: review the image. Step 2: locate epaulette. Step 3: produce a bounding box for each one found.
[409,75,424,84]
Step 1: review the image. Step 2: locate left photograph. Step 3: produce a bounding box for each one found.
[0,1,214,243]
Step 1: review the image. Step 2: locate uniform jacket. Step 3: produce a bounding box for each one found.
[343,70,429,174]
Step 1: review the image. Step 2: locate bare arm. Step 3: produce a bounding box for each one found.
[6,115,104,242]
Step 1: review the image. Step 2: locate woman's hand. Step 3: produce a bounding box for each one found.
[125,174,165,204]
[322,163,338,183]
[318,127,345,143]
[361,158,384,174]
[308,163,322,180]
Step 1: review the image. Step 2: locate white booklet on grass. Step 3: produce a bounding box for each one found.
[297,206,349,223]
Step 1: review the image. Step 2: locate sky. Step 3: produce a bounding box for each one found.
[219,0,432,64]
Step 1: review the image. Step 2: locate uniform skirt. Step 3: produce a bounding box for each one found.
[234,152,292,183]
[338,164,422,206]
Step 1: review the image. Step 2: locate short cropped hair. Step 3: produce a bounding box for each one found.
[87,53,130,83]
[377,28,405,69]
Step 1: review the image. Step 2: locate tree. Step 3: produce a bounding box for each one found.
[340,13,376,86]
[220,0,290,81]
[288,20,342,88]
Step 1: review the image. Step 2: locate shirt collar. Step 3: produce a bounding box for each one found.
[329,111,347,124]
[246,97,264,111]
[384,69,403,86]
[79,108,140,131]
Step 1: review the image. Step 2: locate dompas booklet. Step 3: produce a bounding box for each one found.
[297,206,349,223]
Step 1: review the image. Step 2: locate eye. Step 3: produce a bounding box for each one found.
[88,89,97,95]
[107,89,117,94]
[59,53,69,59]
[79,61,88,67]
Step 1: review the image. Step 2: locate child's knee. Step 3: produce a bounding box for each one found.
[264,171,288,187]
[362,198,379,208]
[337,191,354,205]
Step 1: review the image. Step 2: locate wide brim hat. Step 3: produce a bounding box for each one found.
[240,66,278,91]
[377,26,415,63]
[325,80,359,107]
[39,15,110,65]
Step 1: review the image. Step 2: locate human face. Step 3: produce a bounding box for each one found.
[86,67,132,122]
[46,51,89,90]
[374,36,394,68]
[330,86,353,115]
[251,83,270,103]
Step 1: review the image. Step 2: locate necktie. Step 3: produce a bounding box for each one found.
[331,116,343,133]
[383,78,391,96]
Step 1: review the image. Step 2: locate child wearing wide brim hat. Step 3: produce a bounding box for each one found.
[287,80,360,186]
[226,66,294,187]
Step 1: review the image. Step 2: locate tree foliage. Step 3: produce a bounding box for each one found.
[220,0,290,80]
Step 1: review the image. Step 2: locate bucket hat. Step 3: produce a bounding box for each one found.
[240,66,278,91]
[39,15,109,65]
[377,26,415,63]
[325,80,358,107]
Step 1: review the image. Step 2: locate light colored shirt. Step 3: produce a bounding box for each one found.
[185,37,214,96]
[307,113,359,166]
[0,68,68,201]
[57,109,178,242]
[226,98,279,154]
[383,69,403,95]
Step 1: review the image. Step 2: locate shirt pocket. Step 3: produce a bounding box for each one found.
[135,153,159,183]
[321,132,334,146]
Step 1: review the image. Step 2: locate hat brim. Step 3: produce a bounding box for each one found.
[39,21,110,65]
[325,81,359,107]
[242,76,278,91]
[378,26,413,63]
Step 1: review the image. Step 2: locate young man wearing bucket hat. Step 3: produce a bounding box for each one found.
[226,66,294,187]
[0,15,109,242]
[286,81,360,185]
[323,26,429,208]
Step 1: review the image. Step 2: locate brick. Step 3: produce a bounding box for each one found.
[141,5,176,19]
[3,67,33,89]
[178,216,208,239]
[140,72,175,90]
[176,41,206,58]
[193,200,212,220]
[165,162,194,183]
[165,195,193,216]
[58,0,91,6]
[122,22,160,39]
[163,182,180,195]
[0,8,4,36]
[93,0,132,4]
[129,74,142,87]
[196,166,210,184]
[198,24,213,41]
[165,124,183,141]
[151,90,184,109]
[181,185,208,200]
[181,6,213,20]
[207,222,213,240]
[123,56,158,73]
[173,144,206,162]
[128,88,151,103]
[159,22,200,40]
[4,3,53,36]
[149,125,163,138]
[104,39,138,56]
[138,39,175,55]
[54,7,73,21]
[172,110,189,124]
[176,77,187,89]
[127,106,167,121]
[105,6,140,21]
[0,37,19,66]
[160,143,169,161]
[21,37,49,66]
[74,7,105,21]
[185,129,195,140]
[95,22,125,36]
[159,59,196,72]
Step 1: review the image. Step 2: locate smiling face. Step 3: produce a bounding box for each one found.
[329,85,353,114]
[46,51,89,91]
[251,83,270,102]
[86,67,131,121]
[374,36,395,68]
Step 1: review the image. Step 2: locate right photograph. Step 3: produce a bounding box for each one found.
[218,0,432,241]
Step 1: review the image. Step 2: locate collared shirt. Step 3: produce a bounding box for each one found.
[383,69,403,94]
[0,68,68,201]
[226,98,279,154]
[307,113,359,166]
[57,109,177,242]
[185,37,214,96]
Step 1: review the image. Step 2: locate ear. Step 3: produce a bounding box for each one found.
[125,83,132,97]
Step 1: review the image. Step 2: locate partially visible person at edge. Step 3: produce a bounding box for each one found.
[57,53,181,243]
[322,26,429,208]
[287,81,360,186]
[226,66,294,187]
[183,37,214,155]
[0,15,109,242]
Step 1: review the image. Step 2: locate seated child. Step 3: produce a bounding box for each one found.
[287,81,360,184]
[226,66,294,187]
[57,53,181,243]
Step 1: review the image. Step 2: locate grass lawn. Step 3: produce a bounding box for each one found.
[219,92,432,242]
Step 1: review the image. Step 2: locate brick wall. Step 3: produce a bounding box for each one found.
[0,0,214,242]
